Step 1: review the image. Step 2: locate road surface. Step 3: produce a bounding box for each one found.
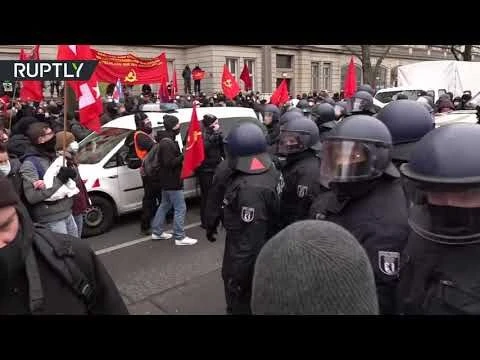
[87,198,227,315]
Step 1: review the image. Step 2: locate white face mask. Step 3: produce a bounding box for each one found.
[68,141,79,154]
[0,161,11,176]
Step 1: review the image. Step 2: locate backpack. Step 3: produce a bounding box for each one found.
[143,137,174,178]
[28,224,96,313]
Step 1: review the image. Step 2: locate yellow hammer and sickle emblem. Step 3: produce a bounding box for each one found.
[125,69,137,83]
[223,79,232,88]
[186,131,202,151]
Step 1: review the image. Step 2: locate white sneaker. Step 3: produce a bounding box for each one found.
[152,232,173,240]
[175,236,198,246]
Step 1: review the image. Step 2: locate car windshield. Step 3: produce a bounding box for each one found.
[77,127,132,164]
[375,90,421,103]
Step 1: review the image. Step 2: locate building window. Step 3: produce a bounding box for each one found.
[244,59,255,90]
[226,58,238,78]
[311,62,320,92]
[322,62,332,91]
[276,54,293,69]
[340,63,363,90]
[375,65,388,90]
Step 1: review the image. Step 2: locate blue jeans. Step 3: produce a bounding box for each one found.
[151,190,186,240]
[73,214,84,238]
[45,214,79,238]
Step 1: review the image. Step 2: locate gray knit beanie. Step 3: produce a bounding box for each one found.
[251,220,379,315]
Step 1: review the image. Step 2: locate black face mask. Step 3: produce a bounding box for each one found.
[172,128,180,136]
[330,180,376,200]
[142,125,153,134]
[36,136,56,153]
[427,204,480,237]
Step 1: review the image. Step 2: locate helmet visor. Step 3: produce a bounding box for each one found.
[278,130,311,155]
[402,177,480,244]
[351,97,368,112]
[320,140,388,184]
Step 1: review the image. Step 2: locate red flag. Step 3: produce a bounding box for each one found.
[270,79,290,106]
[172,67,178,97]
[221,65,240,100]
[240,63,252,91]
[57,45,103,132]
[159,53,169,84]
[19,45,43,102]
[343,57,357,99]
[181,106,205,179]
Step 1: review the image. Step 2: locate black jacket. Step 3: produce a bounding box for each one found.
[309,177,410,315]
[205,160,234,231]
[266,122,280,148]
[397,232,480,315]
[0,206,129,315]
[7,158,22,196]
[7,134,35,159]
[221,164,282,295]
[197,128,224,173]
[280,150,326,229]
[155,130,183,190]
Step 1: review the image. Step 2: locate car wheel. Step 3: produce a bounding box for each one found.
[82,195,115,237]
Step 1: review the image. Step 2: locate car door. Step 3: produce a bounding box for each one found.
[116,141,144,213]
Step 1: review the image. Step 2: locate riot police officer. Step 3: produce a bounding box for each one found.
[278,114,326,229]
[296,99,312,119]
[309,115,410,314]
[397,124,480,314]
[311,103,337,140]
[262,104,281,153]
[207,121,282,315]
[358,84,375,96]
[346,91,376,116]
[376,100,434,167]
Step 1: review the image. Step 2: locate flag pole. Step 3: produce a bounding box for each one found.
[8,81,18,131]
[63,84,68,166]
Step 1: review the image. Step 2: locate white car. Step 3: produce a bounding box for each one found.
[77,106,260,237]
[374,86,447,108]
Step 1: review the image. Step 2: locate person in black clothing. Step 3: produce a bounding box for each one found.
[277,114,326,229]
[310,103,337,140]
[125,112,156,235]
[182,65,192,95]
[262,104,281,153]
[197,114,224,229]
[346,91,377,117]
[397,124,480,315]
[207,121,282,314]
[0,177,129,314]
[309,115,410,315]
[7,116,41,159]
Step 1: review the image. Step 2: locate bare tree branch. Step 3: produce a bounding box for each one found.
[451,45,461,61]
[343,45,362,62]
[375,45,392,70]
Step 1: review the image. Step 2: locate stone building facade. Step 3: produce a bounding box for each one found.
[0,45,477,96]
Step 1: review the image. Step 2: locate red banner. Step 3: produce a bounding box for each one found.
[91,49,168,85]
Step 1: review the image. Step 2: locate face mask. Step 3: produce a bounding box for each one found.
[173,128,181,136]
[68,141,79,154]
[142,124,153,134]
[0,160,11,176]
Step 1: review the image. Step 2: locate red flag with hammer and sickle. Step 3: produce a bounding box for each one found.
[181,106,205,179]
[221,64,240,100]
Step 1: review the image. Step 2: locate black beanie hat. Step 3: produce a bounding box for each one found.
[163,114,179,131]
[0,177,20,208]
[251,220,379,315]
[202,114,217,128]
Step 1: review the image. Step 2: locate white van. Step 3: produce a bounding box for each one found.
[77,106,260,237]
[374,86,447,108]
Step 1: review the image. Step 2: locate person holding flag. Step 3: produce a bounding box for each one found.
[150,111,200,246]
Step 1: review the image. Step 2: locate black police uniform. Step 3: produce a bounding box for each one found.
[214,122,282,315]
[345,90,377,117]
[397,123,480,314]
[309,115,410,314]
[309,177,409,314]
[278,115,326,229]
[197,115,224,228]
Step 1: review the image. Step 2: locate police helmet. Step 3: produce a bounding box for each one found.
[311,103,336,129]
[321,115,397,185]
[223,121,271,174]
[334,100,349,120]
[400,124,480,244]
[296,99,312,114]
[279,108,303,127]
[376,100,434,162]
[349,91,374,114]
[262,104,281,124]
[358,84,375,96]
[322,97,336,106]
[278,115,321,155]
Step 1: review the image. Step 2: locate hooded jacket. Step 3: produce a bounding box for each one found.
[19,146,74,224]
[0,204,128,314]
[154,130,183,190]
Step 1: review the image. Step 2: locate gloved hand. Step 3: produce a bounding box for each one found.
[57,166,77,184]
[206,228,217,243]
